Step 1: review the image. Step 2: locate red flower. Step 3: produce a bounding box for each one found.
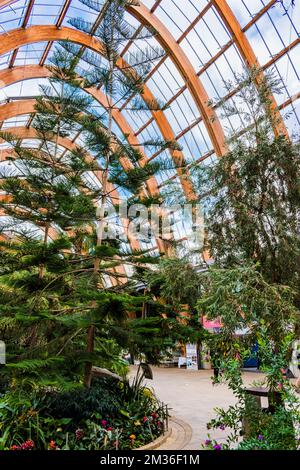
[10,445,21,451]
[25,440,34,450]
[143,416,148,423]
[101,420,107,427]
[49,440,57,450]
[107,427,113,431]
[151,412,158,419]
[75,429,84,441]
[18,440,35,451]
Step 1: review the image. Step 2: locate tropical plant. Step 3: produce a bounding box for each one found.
[0,1,196,392]
[0,376,167,450]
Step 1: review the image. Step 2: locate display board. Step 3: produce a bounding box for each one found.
[186,343,198,370]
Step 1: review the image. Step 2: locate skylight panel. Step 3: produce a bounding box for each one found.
[226,0,263,28]
[0,0,27,33]
[29,1,65,26]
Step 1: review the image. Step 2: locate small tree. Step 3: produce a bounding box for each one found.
[197,265,300,450]
[0,2,189,389]
[192,67,300,293]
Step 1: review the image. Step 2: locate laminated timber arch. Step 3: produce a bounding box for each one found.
[0,124,141,249]
[0,126,139,285]
[127,3,226,157]
[0,25,197,200]
[0,98,176,254]
[211,0,288,138]
[0,1,292,157]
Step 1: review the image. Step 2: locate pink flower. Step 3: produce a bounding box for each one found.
[101,420,107,427]
[10,445,21,451]
[205,439,212,446]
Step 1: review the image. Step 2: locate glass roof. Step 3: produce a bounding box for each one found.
[0,0,299,258]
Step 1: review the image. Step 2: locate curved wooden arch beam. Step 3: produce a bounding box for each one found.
[0,26,196,200]
[0,126,141,284]
[0,95,169,255]
[211,0,288,138]
[0,98,35,119]
[0,65,189,252]
[128,3,226,157]
[0,65,160,197]
[0,98,170,253]
[0,0,17,9]
[0,123,141,253]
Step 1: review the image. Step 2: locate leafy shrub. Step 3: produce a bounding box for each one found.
[46,378,120,423]
[238,407,297,450]
[0,376,166,450]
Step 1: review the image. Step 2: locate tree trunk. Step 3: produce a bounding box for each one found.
[84,324,95,388]
[84,33,115,388]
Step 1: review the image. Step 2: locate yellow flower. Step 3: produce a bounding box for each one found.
[143,387,153,398]
[11,378,17,388]
[129,434,136,440]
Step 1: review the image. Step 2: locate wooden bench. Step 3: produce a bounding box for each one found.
[244,387,283,413]
[242,386,296,441]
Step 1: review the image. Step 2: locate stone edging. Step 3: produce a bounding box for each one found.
[136,417,192,451]
[136,426,172,451]
[172,417,193,449]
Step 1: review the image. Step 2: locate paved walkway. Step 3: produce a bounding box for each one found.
[130,366,266,450]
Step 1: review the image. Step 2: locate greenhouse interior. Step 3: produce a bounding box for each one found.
[0,0,299,455]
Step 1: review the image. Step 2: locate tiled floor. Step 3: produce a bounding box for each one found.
[130,366,267,450]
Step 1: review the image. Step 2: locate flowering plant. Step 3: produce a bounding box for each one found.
[1,377,167,451]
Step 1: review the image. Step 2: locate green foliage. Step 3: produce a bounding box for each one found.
[237,407,297,450]
[190,69,300,451]
[192,68,300,294]
[0,376,166,450]
[47,377,120,422]
[198,266,300,450]
[197,265,298,342]
[0,22,194,392]
[145,258,202,310]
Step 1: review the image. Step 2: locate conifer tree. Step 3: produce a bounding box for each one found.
[66,0,184,385]
[0,2,191,390]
